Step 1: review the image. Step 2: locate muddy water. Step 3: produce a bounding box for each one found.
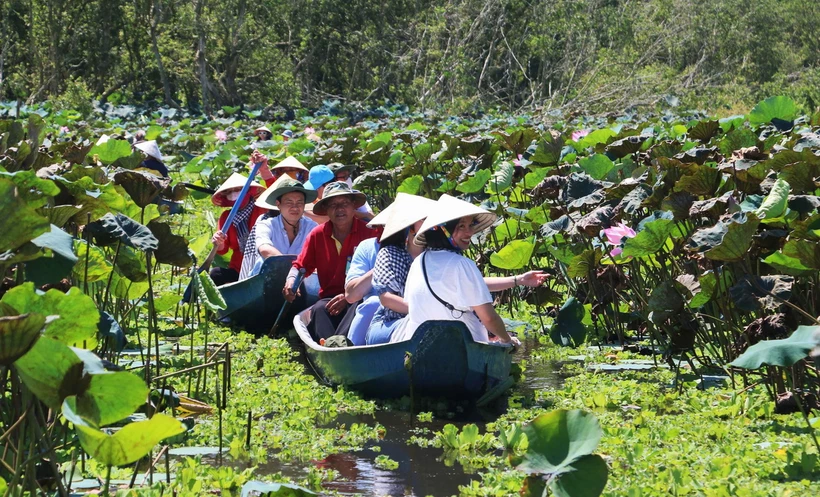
[258,337,563,496]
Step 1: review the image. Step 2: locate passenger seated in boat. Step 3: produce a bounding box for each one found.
[238,176,319,280]
[364,194,436,345]
[283,182,379,341]
[268,155,309,184]
[342,194,412,345]
[209,155,271,286]
[328,162,374,220]
[396,195,547,344]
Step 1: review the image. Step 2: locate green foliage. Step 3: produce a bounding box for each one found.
[730,326,820,369]
[748,96,799,125]
[490,239,534,270]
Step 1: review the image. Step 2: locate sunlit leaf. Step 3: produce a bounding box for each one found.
[731,326,820,369]
[486,161,514,194]
[0,313,45,366]
[748,96,798,126]
[490,239,534,270]
[550,298,588,347]
[456,169,491,194]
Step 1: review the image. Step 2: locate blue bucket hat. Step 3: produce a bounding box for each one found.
[304,165,335,190]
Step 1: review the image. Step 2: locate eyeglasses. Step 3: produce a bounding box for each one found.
[326,199,353,210]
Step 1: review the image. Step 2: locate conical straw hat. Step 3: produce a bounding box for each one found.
[134,140,164,161]
[271,155,309,173]
[414,194,496,245]
[367,192,414,227]
[379,195,437,241]
[212,172,265,207]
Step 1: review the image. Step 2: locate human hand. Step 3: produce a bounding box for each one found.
[211,230,227,251]
[517,270,549,287]
[500,335,521,347]
[250,150,268,168]
[282,278,301,302]
[326,294,349,316]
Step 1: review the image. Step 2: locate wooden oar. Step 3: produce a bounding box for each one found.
[184,162,264,302]
[269,268,306,336]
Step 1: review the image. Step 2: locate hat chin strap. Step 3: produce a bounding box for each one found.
[438,225,461,251]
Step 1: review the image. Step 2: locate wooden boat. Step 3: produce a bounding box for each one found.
[217,256,318,333]
[293,309,515,405]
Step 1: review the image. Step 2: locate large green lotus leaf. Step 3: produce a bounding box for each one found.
[196,271,227,312]
[397,175,423,195]
[550,298,588,347]
[688,120,720,143]
[0,178,51,252]
[0,313,45,366]
[783,239,820,269]
[616,184,652,215]
[762,251,812,276]
[147,219,193,267]
[661,191,695,220]
[14,337,86,409]
[730,326,820,369]
[578,129,616,149]
[115,246,147,282]
[513,409,603,475]
[719,128,758,157]
[37,205,83,228]
[73,239,113,283]
[779,161,817,194]
[565,173,603,201]
[550,453,609,497]
[77,371,148,426]
[621,219,675,258]
[647,280,684,323]
[95,213,158,251]
[756,178,790,219]
[110,271,149,301]
[577,154,614,181]
[455,170,492,194]
[87,139,134,165]
[493,218,520,244]
[26,225,78,286]
[518,476,547,497]
[540,215,572,239]
[606,136,645,158]
[674,166,721,196]
[490,239,534,270]
[62,397,185,467]
[98,311,126,352]
[531,134,564,166]
[240,481,318,497]
[1,283,98,348]
[486,161,514,195]
[0,170,60,208]
[567,249,602,278]
[112,170,170,208]
[705,215,759,261]
[729,275,793,313]
[748,96,798,126]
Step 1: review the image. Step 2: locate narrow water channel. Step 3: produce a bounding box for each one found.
[256,337,563,496]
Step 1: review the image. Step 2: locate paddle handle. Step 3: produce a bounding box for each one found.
[269,268,306,336]
[222,161,264,231]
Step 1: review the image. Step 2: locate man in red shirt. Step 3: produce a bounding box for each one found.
[284,182,379,341]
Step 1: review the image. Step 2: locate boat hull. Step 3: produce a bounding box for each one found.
[217,256,317,333]
[294,310,514,401]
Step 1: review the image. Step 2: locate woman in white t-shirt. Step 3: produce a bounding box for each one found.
[394,194,547,344]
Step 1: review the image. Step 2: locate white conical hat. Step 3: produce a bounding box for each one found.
[271,155,309,173]
[414,194,496,245]
[134,140,164,161]
[367,192,414,227]
[379,195,437,241]
[212,172,265,207]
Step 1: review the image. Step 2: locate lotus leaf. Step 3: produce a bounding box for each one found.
[1,283,98,348]
[577,154,614,181]
[729,275,793,312]
[616,184,652,215]
[94,213,159,251]
[114,246,148,282]
[661,191,696,220]
[77,370,148,426]
[397,175,423,195]
[568,249,602,277]
[577,129,615,149]
[196,271,227,312]
[748,96,798,126]
[112,169,170,208]
[490,239,534,270]
[456,169,491,193]
[756,178,790,219]
[674,165,721,196]
[493,218,520,244]
[730,326,820,369]
[606,136,645,158]
[62,397,185,467]
[540,215,572,239]
[73,239,113,283]
[147,219,193,267]
[788,195,820,215]
[0,313,45,365]
[98,311,126,352]
[779,161,817,194]
[37,205,82,227]
[621,218,675,258]
[564,173,603,201]
[87,139,134,165]
[512,409,606,497]
[529,134,564,166]
[647,281,684,323]
[486,161,514,194]
[783,239,820,269]
[26,225,78,286]
[687,213,759,261]
[576,206,614,236]
[762,251,812,276]
[0,170,60,208]
[240,481,317,497]
[14,337,86,409]
[0,178,51,253]
[550,297,588,347]
[688,120,720,143]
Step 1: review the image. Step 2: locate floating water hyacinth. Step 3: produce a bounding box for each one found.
[603,222,636,257]
[215,130,227,142]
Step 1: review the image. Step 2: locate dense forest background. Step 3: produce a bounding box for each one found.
[1,0,818,115]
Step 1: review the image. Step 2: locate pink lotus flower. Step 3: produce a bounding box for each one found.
[513,154,523,168]
[59,126,70,133]
[603,222,636,257]
[215,130,228,142]
[304,127,315,135]
[571,129,590,141]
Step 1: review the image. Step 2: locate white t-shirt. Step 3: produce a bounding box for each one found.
[391,250,493,343]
